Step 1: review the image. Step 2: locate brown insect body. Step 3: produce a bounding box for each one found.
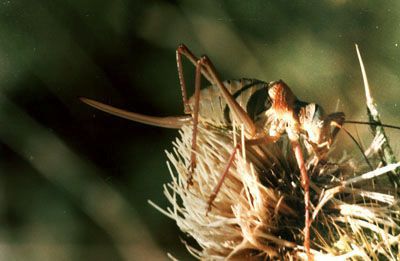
[265,80,345,160]
[187,78,269,128]
[80,44,348,260]
[266,80,301,141]
[184,76,344,161]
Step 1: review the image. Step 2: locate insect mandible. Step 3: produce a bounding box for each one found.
[81,44,349,259]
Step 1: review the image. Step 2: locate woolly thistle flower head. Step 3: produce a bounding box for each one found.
[149,46,400,260]
[150,122,400,260]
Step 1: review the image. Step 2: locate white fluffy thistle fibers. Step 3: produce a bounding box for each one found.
[150,122,400,260]
[149,46,400,260]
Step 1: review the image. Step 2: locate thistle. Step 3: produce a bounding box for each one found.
[79,43,400,260]
[149,46,400,260]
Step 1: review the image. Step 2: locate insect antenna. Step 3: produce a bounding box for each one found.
[341,126,373,170]
[344,120,400,131]
[344,120,400,185]
[342,120,400,168]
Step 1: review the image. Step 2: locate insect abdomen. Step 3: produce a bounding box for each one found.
[189,78,270,128]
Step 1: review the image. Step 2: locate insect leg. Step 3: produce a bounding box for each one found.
[189,55,271,213]
[325,112,345,141]
[186,57,204,186]
[206,134,280,213]
[198,56,258,137]
[291,140,311,259]
[206,144,240,215]
[187,55,259,185]
[176,44,213,114]
[245,135,279,146]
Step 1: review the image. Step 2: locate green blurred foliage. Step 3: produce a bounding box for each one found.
[0,0,399,260]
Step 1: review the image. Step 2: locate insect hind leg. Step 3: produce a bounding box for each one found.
[176,46,215,186]
[176,44,213,114]
[193,56,274,214]
[197,55,258,137]
[187,55,259,189]
[186,54,204,186]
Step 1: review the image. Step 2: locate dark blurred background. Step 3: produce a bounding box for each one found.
[0,1,399,260]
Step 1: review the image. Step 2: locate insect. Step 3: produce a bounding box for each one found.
[80,44,396,259]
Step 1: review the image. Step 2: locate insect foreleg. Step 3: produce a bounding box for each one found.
[325,112,345,141]
[291,139,311,259]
